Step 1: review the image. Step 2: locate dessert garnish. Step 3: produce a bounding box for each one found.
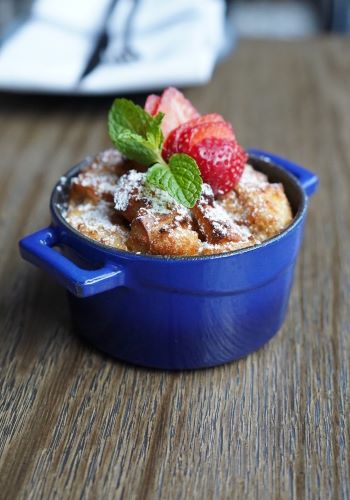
[145,87,200,137]
[108,87,247,208]
[108,92,202,209]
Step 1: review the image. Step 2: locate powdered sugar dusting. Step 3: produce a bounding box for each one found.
[66,200,128,248]
[114,170,145,211]
[96,148,123,167]
[114,170,189,217]
[72,170,118,199]
[199,238,260,255]
[67,201,114,229]
[239,164,268,186]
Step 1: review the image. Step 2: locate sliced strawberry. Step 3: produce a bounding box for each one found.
[183,121,234,148]
[183,113,226,127]
[162,113,228,159]
[156,87,200,138]
[144,94,160,116]
[162,118,234,160]
[189,138,247,195]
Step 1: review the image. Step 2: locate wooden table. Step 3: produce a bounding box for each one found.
[1,39,349,500]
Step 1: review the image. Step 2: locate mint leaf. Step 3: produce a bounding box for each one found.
[146,112,164,149]
[108,98,164,165]
[112,130,161,166]
[109,98,151,137]
[108,98,164,147]
[146,153,202,208]
[108,97,202,208]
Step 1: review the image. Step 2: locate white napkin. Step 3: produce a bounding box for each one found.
[0,0,227,94]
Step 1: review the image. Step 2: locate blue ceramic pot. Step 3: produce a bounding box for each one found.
[19,150,318,370]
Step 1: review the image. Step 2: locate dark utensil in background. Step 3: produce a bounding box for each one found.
[79,0,140,82]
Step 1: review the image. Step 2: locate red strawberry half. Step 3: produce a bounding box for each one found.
[189,138,247,195]
[144,87,199,138]
[181,113,226,128]
[163,118,234,160]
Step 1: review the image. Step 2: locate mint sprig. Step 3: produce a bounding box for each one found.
[108,98,202,208]
[109,129,161,165]
[147,154,202,208]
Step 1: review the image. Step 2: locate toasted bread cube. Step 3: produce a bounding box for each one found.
[192,184,255,245]
[217,189,248,226]
[66,201,129,250]
[236,182,293,239]
[218,164,269,224]
[127,209,200,256]
[70,171,118,203]
[114,170,151,222]
[70,149,131,204]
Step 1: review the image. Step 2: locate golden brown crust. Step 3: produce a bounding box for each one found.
[66,202,129,250]
[192,185,255,245]
[70,149,141,204]
[127,209,200,256]
[70,150,124,204]
[235,182,293,239]
[219,164,293,240]
[217,190,247,225]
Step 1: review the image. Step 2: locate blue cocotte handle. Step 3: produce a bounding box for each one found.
[19,227,124,297]
[248,149,319,197]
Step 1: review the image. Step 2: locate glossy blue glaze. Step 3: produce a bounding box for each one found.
[19,150,318,369]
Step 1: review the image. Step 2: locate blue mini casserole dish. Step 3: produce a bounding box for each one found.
[19,150,318,370]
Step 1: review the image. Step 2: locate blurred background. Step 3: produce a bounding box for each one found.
[0,0,349,95]
[231,0,350,35]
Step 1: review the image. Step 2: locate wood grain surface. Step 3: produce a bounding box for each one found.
[0,39,349,500]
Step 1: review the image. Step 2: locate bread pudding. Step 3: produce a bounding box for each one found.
[64,88,292,256]
[65,149,292,256]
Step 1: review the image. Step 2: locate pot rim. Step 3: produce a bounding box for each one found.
[50,153,308,262]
